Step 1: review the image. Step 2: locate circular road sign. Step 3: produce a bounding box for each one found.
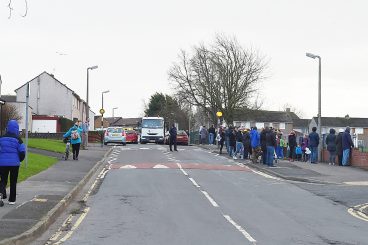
[216,111,223,117]
[99,108,105,115]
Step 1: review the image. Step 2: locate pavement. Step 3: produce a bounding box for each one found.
[0,144,110,245]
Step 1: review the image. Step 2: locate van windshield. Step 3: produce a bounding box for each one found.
[142,119,164,129]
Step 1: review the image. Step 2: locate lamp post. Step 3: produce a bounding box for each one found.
[112,107,118,117]
[306,52,322,162]
[86,65,98,147]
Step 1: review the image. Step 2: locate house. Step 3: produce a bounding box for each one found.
[14,71,95,132]
[94,117,140,130]
[293,119,310,135]
[309,115,368,147]
[232,108,299,134]
[0,95,32,132]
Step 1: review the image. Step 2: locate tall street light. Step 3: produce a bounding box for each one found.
[86,65,98,148]
[112,107,118,117]
[306,52,322,162]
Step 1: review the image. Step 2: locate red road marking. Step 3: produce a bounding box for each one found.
[110,163,250,171]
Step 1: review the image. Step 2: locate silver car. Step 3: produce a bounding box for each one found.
[104,127,127,145]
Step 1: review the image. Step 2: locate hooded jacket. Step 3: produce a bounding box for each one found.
[325,128,337,152]
[342,128,354,150]
[250,129,260,148]
[308,131,320,147]
[0,120,26,167]
[63,125,83,144]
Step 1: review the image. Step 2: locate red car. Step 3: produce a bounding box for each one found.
[176,130,189,145]
[125,130,138,144]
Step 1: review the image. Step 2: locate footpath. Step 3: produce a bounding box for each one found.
[0,144,110,245]
[198,144,368,215]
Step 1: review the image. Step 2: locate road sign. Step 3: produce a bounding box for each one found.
[216,111,222,117]
[99,108,105,115]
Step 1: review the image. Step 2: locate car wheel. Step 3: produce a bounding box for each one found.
[104,142,107,145]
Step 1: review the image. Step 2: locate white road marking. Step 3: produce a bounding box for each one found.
[201,191,219,207]
[348,203,368,222]
[344,181,368,186]
[223,215,257,243]
[120,165,137,169]
[188,177,200,188]
[251,169,282,181]
[153,164,169,169]
[139,147,150,150]
[176,163,188,176]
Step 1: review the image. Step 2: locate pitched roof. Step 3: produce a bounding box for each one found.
[313,117,368,128]
[233,109,299,123]
[293,119,310,128]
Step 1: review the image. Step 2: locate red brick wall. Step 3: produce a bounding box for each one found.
[323,149,368,167]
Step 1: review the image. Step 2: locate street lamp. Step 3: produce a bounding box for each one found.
[112,107,118,117]
[86,65,98,147]
[306,52,322,162]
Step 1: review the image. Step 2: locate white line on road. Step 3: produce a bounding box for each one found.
[176,163,188,176]
[188,177,200,188]
[223,215,257,243]
[251,170,282,181]
[201,191,219,207]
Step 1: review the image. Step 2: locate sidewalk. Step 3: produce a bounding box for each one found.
[197,144,368,185]
[0,144,111,245]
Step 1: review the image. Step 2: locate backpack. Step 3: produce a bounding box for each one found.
[71,130,80,140]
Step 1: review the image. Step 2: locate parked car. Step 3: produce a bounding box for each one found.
[164,130,189,145]
[125,130,138,144]
[104,127,126,145]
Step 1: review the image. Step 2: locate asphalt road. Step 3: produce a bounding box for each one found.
[49,144,368,245]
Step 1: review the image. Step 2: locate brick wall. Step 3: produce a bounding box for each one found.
[323,149,368,167]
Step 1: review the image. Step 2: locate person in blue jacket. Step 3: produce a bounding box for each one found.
[0,120,26,205]
[63,122,83,160]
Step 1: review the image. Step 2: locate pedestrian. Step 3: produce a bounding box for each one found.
[295,144,302,161]
[301,134,309,162]
[308,127,320,163]
[275,131,283,159]
[242,129,251,160]
[63,122,83,160]
[208,125,216,145]
[288,130,297,162]
[168,124,178,151]
[305,147,311,162]
[218,127,225,154]
[0,120,26,205]
[200,126,208,145]
[342,127,354,166]
[326,128,337,165]
[336,129,344,166]
[81,119,89,150]
[250,127,261,163]
[229,127,237,159]
[234,127,244,159]
[265,127,276,167]
[260,127,268,164]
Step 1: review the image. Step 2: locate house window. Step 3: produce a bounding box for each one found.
[256,122,264,128]
[355,128,364,134]
[279,123,285,129]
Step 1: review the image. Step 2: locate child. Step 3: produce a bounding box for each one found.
[295,144,302,161]
[305,147,311,162]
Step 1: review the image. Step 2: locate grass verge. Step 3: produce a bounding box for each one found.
[24,138,65,154]
[18,152,59,183]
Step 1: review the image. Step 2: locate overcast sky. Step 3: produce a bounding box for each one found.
[1,0,367,119]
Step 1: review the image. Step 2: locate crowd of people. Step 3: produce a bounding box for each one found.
[199,124,355,167]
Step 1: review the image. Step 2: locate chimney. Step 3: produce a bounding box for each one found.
[286,108,291,113]
[345,114,350,119]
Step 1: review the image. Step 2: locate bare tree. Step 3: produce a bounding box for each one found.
[1,104,22,132]
[168,34,267,125]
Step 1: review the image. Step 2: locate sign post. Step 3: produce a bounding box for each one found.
[100,108,105,147]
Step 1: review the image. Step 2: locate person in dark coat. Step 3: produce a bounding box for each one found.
[335,129,344,166]
[169,124,178,151]
[218,127,225,154]
[260,127,268,164]
[342,127,354,166]
[0,120,26,205]
[229,127,236,158]
[308,127,320,163]
[265,128,276,167]
[208,125,216,145]
[242,129,251,159]
[325,128,337,165]
[288,130,297,162]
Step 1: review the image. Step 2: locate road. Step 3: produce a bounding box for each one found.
[47,144,368,245]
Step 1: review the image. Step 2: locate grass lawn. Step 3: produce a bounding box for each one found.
[25,138,65,154]
[18,152,59,183]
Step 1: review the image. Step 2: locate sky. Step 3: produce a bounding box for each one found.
[0,0,367,119]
